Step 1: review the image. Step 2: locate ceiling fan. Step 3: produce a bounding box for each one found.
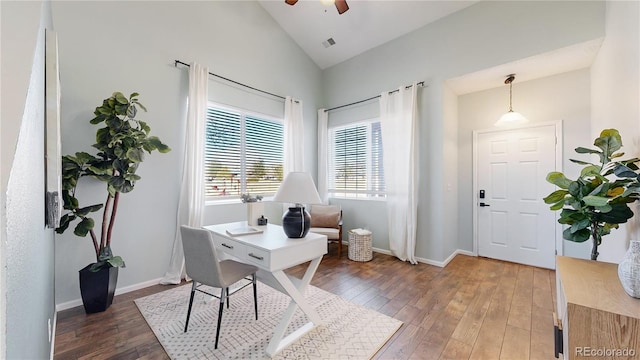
[285,0,349,15]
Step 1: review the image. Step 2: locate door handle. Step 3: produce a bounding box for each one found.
[479,202,490,207]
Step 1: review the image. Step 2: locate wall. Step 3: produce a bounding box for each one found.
[457,69,593,259]
[1,1,56,358]
[590,0,640,262]
[322,0,605,262]
[442,83,459,259]
[52,1,322,306]
[0,2,45,352]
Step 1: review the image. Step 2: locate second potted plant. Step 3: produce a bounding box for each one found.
[544,129,640,260]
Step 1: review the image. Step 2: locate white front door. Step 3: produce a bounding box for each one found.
[475,123,559,269]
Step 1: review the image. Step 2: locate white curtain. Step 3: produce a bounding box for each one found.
[284,96,305,173]
[161,63,208,284]
[317,109,329,203]
[379,83,419,264]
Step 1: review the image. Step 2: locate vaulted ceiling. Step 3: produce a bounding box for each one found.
[258,0,479,69]
[259,0,603,93]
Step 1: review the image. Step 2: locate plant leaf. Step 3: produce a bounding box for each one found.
[546,172,573,189]
[126,148,144,163]
[570,159,596,166]
[570,218,590,233]
[582,195,609,207]
[544,190,568,204]
[594,129,622,160]
[73,217,95,237]
[614,164,637,178]
[580,165,601,178]
[114,92,128,104]
[107,256,126,268]
[56,213,76,234]
[594,203,634,224]
[550,200,565,211]
[574,147,601,154]
[75,204,103,217]
[606,187,625,197]
[562,228,591,242]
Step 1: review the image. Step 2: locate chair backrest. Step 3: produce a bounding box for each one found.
[180,225,225,288]
[310,205,342,229]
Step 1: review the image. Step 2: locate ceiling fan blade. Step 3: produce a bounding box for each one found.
[285,0,298,5]
[335,0,349,14]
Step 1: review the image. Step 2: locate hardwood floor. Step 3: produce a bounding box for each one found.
[54,249,556,359]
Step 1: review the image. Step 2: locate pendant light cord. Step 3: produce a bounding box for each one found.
[505,74,516,112]
[509,80,513,112]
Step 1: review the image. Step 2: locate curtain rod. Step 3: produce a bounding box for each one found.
[324,81,426,112]
[174,60,287,101]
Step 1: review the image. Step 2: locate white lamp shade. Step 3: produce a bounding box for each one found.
[272,171,322,205]
[495,110,528,126]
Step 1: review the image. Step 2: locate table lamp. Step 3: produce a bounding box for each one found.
[272,172,322,238]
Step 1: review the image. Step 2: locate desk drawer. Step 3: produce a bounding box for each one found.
[245,246,270,268]
[212,235,246,259]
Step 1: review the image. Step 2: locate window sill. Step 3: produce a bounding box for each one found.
[205,196,274,207]
[328,196,386,202]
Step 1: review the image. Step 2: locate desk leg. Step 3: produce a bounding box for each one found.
[265,256,322,357]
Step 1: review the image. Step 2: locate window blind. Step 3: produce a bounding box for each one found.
[328,121,385,198]
[205,106,283,199]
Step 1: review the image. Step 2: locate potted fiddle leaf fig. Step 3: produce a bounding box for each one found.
[56,92,170,313]
[544,129,640,260]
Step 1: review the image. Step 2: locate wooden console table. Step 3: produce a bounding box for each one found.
[555,256,640,359]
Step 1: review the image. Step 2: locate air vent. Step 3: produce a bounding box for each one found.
[322,38,336,48]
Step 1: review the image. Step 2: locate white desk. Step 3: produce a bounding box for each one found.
[203,222,327,357]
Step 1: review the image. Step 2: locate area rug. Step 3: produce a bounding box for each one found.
[135,282,402,359]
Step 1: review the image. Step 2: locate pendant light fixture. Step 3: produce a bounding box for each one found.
[495,74,528,126]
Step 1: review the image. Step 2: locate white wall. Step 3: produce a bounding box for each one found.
[322,0,605,262]
[1,4,45,351]
[590,0,640,262]
[52,1,322,306]
[1,1,56,358]
[457,69,593,259]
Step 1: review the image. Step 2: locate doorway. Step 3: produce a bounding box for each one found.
[473,122,562,269]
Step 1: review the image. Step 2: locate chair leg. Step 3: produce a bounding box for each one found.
[184,281,198,333]
[338,238,342,257]
[215,288,226,349]
[252,273,258,320]
[226,287,230,309]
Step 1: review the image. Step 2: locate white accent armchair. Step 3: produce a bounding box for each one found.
[309,205,343,257]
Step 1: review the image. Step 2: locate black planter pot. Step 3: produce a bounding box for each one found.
[79,265,118,314]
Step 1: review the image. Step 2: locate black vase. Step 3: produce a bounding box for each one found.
[282,206,311,238]
[79,265,118,313]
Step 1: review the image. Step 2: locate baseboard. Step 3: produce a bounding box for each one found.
[372,247,392,256]
[55,277,164,312]
[372,248,475,268]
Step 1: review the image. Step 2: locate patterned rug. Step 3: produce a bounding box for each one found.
[135,282,402,359]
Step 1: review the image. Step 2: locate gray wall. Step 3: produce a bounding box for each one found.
[1,1,56,358]
[457,69,593,259]
[52,1,322,305]
[322,0,605,262]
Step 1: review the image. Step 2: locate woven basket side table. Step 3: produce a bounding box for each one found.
[348,229,372,262]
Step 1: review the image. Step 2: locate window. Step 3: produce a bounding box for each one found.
[205,105,284,199]
[328,120,385,198]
